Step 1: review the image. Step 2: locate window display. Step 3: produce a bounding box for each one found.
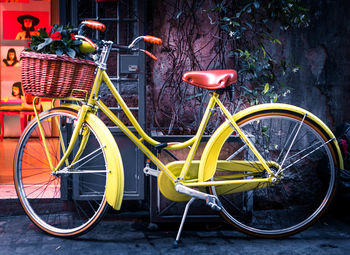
[0,0,50,138]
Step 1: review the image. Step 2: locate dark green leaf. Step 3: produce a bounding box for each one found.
[56,49,63,56]
[221,24,229,31]
[65,48,76,58]
[263,83,270,94]
[245,22,253,29]
[254,1,260,9]
[72,40,82,46]
[232,21,240,26]
[37,38,52,51]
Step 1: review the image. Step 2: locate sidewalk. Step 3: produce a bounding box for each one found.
[1,203,350,255]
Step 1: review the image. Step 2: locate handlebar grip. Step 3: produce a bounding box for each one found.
[82,20,106,32]
[144,35,162,45]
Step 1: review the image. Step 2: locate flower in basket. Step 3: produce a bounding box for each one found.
[25,24,88,59]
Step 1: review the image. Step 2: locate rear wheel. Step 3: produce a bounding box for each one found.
[210,109,338,237]
[14,107,109,237]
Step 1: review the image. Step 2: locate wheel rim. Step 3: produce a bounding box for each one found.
[211,113,336,236]
[14,110,108,236]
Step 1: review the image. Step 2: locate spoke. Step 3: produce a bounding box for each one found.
[281,138,334,173]
[221,195,245,216]
[284,140,321,163]
[276,114,307,176]
[20,171,49,180]
[67,146,105,170]
[57,169,108,174]
[22,149,52,168]
[32,128,60,165]
[277,120,298,162]
[226,144,248,161]
[24,176,56,198]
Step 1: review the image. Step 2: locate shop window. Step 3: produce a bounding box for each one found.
[0,0,57,138]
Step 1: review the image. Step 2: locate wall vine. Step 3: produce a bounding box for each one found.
[148,0,309,135]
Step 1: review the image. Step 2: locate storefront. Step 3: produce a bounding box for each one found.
[0,1,58,138]
[0,0,147,200]
[0,0,211,222]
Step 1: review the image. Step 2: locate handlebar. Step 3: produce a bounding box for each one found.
[128,35,162,48]
[78,20,162,60]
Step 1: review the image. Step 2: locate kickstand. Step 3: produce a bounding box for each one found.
[173,197,196,248]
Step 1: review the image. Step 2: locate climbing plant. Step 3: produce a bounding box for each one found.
[148,0,309,134]
[206,0,309,105]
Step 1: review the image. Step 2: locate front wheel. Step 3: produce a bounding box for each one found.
[210,108,338,237]
[14,107,109,237]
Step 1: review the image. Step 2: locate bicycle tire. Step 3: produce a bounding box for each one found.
[209,108,338,237]
[14,107,110,237]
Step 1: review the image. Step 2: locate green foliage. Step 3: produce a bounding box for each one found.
[207,0,309,105]
[25,24,88,59]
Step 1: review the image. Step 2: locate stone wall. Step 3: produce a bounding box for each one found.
[281,0,350,129]
[147,0,350,133]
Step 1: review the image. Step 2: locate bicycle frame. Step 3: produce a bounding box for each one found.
[34,65,276,185]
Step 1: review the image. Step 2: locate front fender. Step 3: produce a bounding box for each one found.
[61,103,124,210]
[198,103,344,182]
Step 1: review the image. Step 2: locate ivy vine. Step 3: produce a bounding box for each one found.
[149,0,310,134]
[206,0,309,105]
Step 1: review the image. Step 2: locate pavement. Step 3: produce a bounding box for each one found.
[1,198,350,255]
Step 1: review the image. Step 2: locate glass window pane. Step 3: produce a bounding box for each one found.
[103,21,117,42]
[78,0,96,20]
[98,2,118,18]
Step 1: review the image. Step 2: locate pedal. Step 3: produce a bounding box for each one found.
[143,160,160,177]
[205,196,222,211]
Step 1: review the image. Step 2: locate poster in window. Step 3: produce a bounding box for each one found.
[0,0,51,138]
[0,1,30,3]
[1,46,22,81]
[2,11,49,40]
[1,80,23,103]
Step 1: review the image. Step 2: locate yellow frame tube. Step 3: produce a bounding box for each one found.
[178,94,217,180]
[213,95,274,176]
[96,98,178,182]
[184,177,270,187]
[97,71,225,183]
[101,71,196,150]
[53,114,70,167]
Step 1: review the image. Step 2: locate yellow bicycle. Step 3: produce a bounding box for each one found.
[13,21,344,245]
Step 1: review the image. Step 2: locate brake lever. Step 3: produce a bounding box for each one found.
[140,49,158,61]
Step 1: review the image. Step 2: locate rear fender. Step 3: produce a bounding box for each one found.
[198,103,344,182]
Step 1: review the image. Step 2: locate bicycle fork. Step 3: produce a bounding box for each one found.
[33,100,90,172]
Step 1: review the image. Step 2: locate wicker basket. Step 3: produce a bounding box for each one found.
[20,51,96,99]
